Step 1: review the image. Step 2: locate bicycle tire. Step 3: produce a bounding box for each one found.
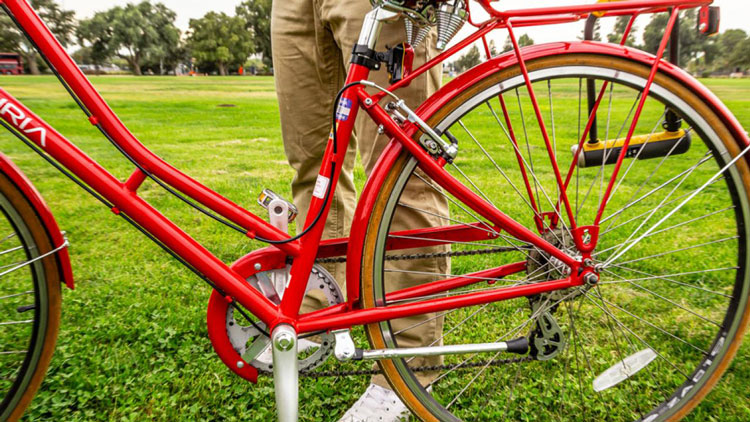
[0,171,61,422]
[360,54,750,421]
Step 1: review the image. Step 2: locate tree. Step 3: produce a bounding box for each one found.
[453,45,481,72]
[718,29,748,57]
[518,34,535,48]
[187,12,255,76]
[77,12,116,74]
[502,34,534,53]
[236,0,272,68]
[502,37,512,53]
[607,16,637,47]
[716,29,748,71]
[488,39,498,58]
[79,2,180,76]
[643,10,706,66]
[728,37,750,72]
[0,0,75,74]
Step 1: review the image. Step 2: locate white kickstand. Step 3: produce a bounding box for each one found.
[272,324,299,422]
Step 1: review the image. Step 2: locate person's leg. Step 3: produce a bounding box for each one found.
[322,0,449,389]
[271,0,357,309]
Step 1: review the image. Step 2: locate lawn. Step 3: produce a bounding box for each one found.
[0,73,749,421]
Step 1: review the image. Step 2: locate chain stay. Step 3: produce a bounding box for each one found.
[257,246,531,378]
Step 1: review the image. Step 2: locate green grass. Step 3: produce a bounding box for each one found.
[0,74,749,421]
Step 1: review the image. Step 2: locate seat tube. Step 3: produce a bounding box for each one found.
[279,5,397,321]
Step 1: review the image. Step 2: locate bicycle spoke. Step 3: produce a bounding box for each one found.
[0,291,33,301]
[594,291,708,354]
[598,82,616,207]
[459,117,540,220]
[600,264,736,298]
[581,290,691,380]
[599,268,720,327]
[577,99,660,216]
[413,172,498,234]
[486,102,574,240]
[603,151,717,263]
[396,202,498,236]
[0,233,17,246]
[599,192,729,239]
[515,88,542,208]
[0,320,32,326]
[0,245,23,257]
[599,150,714,225]
[604,145,750,266]
[612,236,738,267]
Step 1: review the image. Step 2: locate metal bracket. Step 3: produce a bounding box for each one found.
[0,235,69,278]
[386,99,458,161]
[333,329,359,361]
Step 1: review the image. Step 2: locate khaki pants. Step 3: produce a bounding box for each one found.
[272,0,449,387]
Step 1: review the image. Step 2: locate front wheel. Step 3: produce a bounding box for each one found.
[0,171,62,421]
[360,54,750,421]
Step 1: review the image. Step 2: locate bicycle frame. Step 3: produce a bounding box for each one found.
[0,0,716,340]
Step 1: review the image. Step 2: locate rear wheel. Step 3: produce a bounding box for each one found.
[360,54,750,421]
[0,172,62,421]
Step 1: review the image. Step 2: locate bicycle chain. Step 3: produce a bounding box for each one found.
[283,246,534,379]
[315,246,525,264]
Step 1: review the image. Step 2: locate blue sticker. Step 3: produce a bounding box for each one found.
[336,98,352,122]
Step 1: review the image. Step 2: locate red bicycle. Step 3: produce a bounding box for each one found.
[0,0,747,420]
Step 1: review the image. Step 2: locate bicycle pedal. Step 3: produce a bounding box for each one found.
[571,129,691,168]
[257,189,298,222]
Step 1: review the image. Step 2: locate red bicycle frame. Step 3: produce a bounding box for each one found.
[0,0,722,347]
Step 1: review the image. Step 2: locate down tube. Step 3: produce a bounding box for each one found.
[0,88,280,326]
[362,100,578,269]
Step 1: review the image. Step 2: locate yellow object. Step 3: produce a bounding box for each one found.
[593,0,626,18]
[582,129,687,152]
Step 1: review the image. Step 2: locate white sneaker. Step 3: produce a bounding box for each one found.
[337,383,410,422]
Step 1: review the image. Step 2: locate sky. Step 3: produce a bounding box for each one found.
[57,0,750,47]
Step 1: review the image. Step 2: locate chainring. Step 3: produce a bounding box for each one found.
[207,264,343,377]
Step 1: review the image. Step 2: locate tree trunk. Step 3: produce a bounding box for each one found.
[218,62,227,76]
[131,52,142,76]
[26,52,40,75]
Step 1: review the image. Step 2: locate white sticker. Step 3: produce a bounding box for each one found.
[336,98,352,121]
[313,174,330,199]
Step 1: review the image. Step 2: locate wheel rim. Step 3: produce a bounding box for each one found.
[0,188,48,419]
[367,60,750,421]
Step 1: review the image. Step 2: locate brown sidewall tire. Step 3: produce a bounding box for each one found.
[360,54,750,422]
[0,172,61,422]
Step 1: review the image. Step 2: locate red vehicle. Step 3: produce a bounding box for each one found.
[0,53,23,75]
[0,0,747,421]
